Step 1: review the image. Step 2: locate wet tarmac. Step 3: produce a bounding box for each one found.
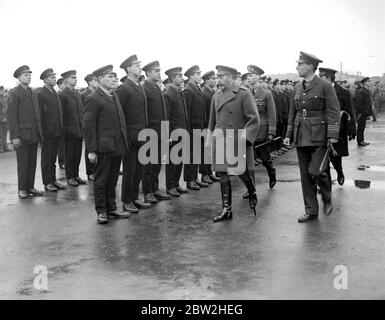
[1,117,385,299]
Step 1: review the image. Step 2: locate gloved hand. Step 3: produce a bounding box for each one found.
[283,138,290,146]
[88,152,97,164]
[267,134,274,142]
[12,138,21,149]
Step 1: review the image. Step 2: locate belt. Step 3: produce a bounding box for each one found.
[296,109,325,117]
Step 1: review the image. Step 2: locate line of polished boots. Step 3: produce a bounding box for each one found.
[213,171,257,222]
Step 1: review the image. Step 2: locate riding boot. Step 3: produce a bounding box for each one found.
[239,171,257,214]
[213,176,233,222]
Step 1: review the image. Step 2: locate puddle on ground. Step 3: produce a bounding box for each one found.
[344,180,385,190]
[358,165,385,172]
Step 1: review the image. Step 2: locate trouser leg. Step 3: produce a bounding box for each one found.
[65,136,75,179]
[73,138,83,178]
[27,143,38,190]
[357,115,366,143]
[106,156,121,212]
[93,155,111,214]
[16,143,30,190]
[296,147,319,216]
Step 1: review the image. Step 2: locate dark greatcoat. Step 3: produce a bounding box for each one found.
[208,84,260,174]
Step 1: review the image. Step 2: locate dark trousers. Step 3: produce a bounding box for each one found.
[217,170,255,205]
[255,141,275,178]
[330,155,342,173]
[41,136,61,185]
[85,148,95,176]
[64,136,83,179]
[16,143,38,191]
[296,146,331,216]
[142,140,162,194]
[166,141,184,189]
[93,155,121,214]
[57,136,65,165]
[0,123,7,151]
[282,121,288,140]
[357,114,367,143]
[121,141,143,203]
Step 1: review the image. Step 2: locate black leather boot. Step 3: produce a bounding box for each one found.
[239,171,257,216]
[213,177,232,222]
[264,161,277,189]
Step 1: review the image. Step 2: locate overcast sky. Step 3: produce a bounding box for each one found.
[0,0,384,87]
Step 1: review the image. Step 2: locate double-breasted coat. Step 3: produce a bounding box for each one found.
[208,84,260,174]
[60,87,83,138]
[36,86,63,138]
[83,87,129,156]
[7,85,43,144]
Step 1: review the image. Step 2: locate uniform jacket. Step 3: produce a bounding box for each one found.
[355,87,373,116]
[143,80,169,138]
[272,89,284,125]
[83,87,129,156]
[282,90,292,121]
[36,86,63,138]
[202,86,214,128]
[7,85,43,144]
[208,84,260,174]
[252,86,276,141]
[184,82,206,131]
[286,75,340,147]
[60,87,83,138]
[116,78,148,143]
[164,84,188,133]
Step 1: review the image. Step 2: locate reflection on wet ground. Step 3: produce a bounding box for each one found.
[344,179,385,190]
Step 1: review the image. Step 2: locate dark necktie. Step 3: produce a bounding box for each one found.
[302,80,307,90]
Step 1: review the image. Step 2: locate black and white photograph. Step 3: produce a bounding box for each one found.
[0,0,385,305]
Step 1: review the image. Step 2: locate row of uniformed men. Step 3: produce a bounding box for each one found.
[6,50,357,224]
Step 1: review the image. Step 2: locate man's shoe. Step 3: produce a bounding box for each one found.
[167,188,180,197]
[133,199,152,209]
[324,201,333,216]
[213,208,233,222]
[18,190,29,199]
[97,212,108,224]
[242,191,249,199]
[337,171,345,185]
[123,202,139,213]
[88,174,95,181]
[44,184,58,192]
[144,193,158,204]
[298,214,318,223]
[201,175,212,184]
[187,181,200,190]
[28,188,44,196]
[53,181,67,190]
[59,163,65,169]
[195,179,208,188]
[209,174,221,182]
[175,186,189,194]
[153,190,171,200]
[107,210,130,219]
[358,141,370,146]
[75,177,87,185]
[67,178,79,187]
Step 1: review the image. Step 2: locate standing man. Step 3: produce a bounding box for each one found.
[81,73,98,181]
[208,66,260,222]
[319,68,356,185]
[284,52,340,222]
[7,65,44,199]
[84,65,130,224]
[183,65,207,190]
[60,70,86,186]
[0,86,8,153]
[37,69,66,192]
[56,77,66,168]
[141,61,171,202]
[246,65,277,190]
[117,55,151,212]
[164,67,190,196]
[201,71,220,183]
[355,77,372,146]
